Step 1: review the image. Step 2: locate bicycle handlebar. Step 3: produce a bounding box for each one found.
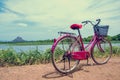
[96,19,101,26]
[82,19,101,26]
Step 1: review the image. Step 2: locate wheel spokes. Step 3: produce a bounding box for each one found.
[52,36,80,73]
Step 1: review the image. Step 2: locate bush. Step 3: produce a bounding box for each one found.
[112,46,120,56]
[0,48,52,67]
[0,46,120,67]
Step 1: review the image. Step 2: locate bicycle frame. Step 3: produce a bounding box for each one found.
[76,29,96,51]
[85,35,98,52]
[51,19,105,60]
[51,29,103,60]
[77,29,103,55]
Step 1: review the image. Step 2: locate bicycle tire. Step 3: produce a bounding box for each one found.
[51,35,80,74]
[91,38,112,65]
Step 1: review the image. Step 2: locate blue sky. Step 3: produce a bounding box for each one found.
[0,0,120,41]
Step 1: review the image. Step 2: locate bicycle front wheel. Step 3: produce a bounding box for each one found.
[52,36,80,74]
[91,38,112,65]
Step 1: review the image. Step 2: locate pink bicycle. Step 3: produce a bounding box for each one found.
[51,19,112,74]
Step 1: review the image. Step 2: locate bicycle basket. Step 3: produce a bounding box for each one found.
[94,25,109,37]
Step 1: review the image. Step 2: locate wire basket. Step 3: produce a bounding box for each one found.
[94,25,109,37]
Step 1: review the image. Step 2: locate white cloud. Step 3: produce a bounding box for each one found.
[17,23,28,27]
[4,0,95,26]
[4,0,119,24]
[0,0,120,40]
[0,13,19,23]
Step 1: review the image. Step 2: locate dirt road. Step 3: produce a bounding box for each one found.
[0,57,120,80]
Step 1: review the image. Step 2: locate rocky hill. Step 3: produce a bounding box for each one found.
[12,36,26,42]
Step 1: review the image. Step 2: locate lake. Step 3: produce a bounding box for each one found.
[0,43,120,52]
[0,44,52,52]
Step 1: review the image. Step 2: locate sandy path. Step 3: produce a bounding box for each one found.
[0,57,120,80]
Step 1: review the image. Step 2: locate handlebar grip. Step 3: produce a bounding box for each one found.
[96,19,101,22]
[82,21,87,24]
[96,19,101,25]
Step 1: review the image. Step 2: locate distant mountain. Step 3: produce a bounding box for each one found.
[12,36,26,42]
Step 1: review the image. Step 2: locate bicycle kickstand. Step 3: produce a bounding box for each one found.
[87,58,89,65]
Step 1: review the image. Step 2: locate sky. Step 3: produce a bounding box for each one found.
[0,0,120,41]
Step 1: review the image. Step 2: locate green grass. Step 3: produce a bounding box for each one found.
[0,46,120,67]
[93,46,120,58]
[112,46,120,56]
[0,48,52,67]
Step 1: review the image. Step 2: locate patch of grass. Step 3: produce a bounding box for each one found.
[93,46,120,58]
[112,46,120,56]
[0,48,52,67]
[0,46,120,67]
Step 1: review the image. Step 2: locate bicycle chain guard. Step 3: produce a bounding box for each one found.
[72,51,90,60]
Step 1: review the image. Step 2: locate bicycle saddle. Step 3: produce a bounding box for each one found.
[70,24,82,30]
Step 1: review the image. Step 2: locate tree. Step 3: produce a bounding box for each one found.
[111,34,120,41]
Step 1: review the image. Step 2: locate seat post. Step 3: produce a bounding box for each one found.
[77,29,85,51]
[77,29,81,36]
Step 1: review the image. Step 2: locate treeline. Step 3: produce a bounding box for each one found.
[38,34,120,43]
[108,34,120,41]
[0,34,119,45]
[83,34,120,42]
[0,39,54,45]
[37,34,120,43]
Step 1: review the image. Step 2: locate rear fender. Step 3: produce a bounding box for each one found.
[51,35,76,53]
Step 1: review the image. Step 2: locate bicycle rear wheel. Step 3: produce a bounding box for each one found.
[91,38,112,65]
[52,36,80,74]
